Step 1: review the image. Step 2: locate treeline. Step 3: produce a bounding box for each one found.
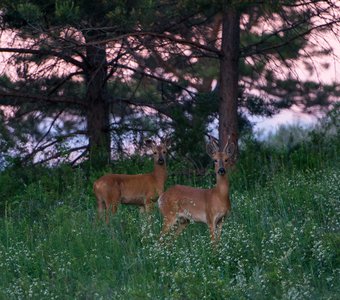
[1,105,339,218]
[0,1,339,168]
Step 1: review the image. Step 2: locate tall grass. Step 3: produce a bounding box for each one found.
[0,122,339,299]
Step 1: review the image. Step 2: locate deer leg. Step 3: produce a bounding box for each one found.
[96,195,105,222]
[209,223,216,243]
[175,219,189,236]
[139,206,145,213]
[105,190,120,224]
[105,202,119,224]
[161,213,177,236]
[216,218,224,242]
[144,197,154,213]
[105,208,110,224]
[207,214,217,243]
[209,218,222,248]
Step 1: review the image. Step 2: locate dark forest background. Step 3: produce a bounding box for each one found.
[0,0,339,169]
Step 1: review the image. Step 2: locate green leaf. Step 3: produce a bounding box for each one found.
[17,3,43,24]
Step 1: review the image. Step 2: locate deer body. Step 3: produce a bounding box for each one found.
[158,136,234,242]
[94,140,168,222]
[160,180,230,219]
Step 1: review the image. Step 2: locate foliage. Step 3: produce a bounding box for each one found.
[0,0,339,165]
[0,123,339,298]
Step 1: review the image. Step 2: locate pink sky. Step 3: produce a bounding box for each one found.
[1,27,339,139]
[253,33,340,137]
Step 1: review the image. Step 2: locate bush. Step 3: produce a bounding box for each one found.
[0,119,339,299]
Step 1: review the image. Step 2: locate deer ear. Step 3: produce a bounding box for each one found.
[206,135,218,158]
[223,139,236,157]
[161,135,171,148]
[145,139,155,148]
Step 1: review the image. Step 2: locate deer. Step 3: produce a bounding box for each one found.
[158,135,235,243]
[94,138,169,223]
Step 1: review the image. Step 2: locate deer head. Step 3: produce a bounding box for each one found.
[206,135,236,175]
[145,138,169,166]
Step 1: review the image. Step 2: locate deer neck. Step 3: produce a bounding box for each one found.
[214,174,229,197]
[152,163,167,185]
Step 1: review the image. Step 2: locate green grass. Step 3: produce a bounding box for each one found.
[0,130,339,299]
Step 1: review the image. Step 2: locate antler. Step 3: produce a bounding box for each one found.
[206,135,219,157]
[223,134,237,160]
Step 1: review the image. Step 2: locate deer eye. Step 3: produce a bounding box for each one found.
[162,151,166,154]
[153,152,157,155]
[214,160,217,163]
[224,159,228,162]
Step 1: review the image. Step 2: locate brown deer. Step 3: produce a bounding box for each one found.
[94,138,169,223]
[158,136,235,243]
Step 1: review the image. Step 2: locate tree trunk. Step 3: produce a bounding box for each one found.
[219,6,240,161]
[85,30,111,167]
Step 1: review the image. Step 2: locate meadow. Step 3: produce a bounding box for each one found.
[0,121,339,299]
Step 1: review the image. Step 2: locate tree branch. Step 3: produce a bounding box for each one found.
[70,148,89,166]
[0,47,84,69]
[32,145,88,166]
[114,63,196,98]
[82,31,221,56]
[242,17,340,58]
[31,109,64,154]
[47,71,83,96]
[0,90,85,107]
[22,130,88,163]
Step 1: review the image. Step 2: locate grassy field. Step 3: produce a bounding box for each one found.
[0,126,339,299]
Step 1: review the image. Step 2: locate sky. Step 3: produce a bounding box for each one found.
[1,23,339,141]
[252,33,340,138]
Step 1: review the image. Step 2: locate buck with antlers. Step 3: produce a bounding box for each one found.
[94,138,169,223]
[158,136,235,243]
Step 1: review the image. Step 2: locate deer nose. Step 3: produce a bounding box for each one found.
[218,167,226,175]
[158,157,165,165]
